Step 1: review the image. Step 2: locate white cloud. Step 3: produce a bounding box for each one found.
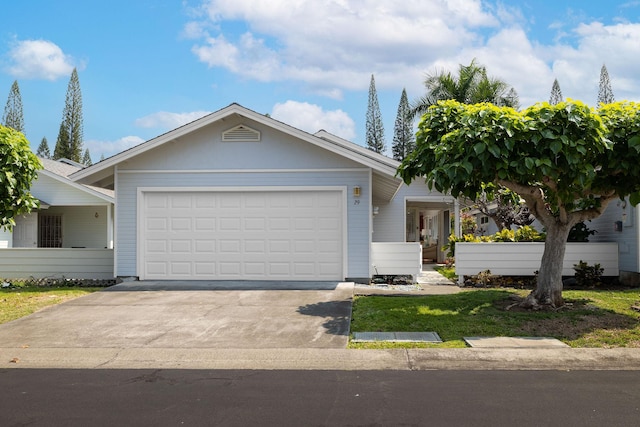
[5,39,77,80]
[85,136,146,159]
[188,0,498,94]
[134,111,212,129]
[186,0,640,107]
[271,101,356,140]
[543,22,640,104]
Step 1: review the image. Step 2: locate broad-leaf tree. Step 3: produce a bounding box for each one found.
[366,74,386,154]
[398,100,640,308]
[392,88,414,161]
[474,185,534,231]
[0,125,41,230]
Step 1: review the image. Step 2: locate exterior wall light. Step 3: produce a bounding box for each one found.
[353,186,361,198]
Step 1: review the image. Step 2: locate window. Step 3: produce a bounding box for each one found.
[480,216,489,225]
[39,214,62,248]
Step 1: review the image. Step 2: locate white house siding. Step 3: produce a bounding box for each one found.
[589,199,639,273]
[372,181,455,242]
[120,119,363,172]
[116,171,371,279]
[0,227,11,248]
[44,206,110,248]
[0,248,114,279]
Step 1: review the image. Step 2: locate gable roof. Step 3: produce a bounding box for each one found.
[39,157,114,203]
[70,103,403,201]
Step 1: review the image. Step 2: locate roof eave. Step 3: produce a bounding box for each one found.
[38,169,115,204]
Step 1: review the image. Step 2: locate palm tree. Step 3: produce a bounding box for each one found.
[410,59,519,120]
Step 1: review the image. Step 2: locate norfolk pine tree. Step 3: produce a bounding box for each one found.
[598,64,615,105]
[2,80,25,133]
[36,137,51,158]
[366,75,386,154]
[54,68,84,162]
[398,100,640,308]
[549,79,563,105]
[82,148,92,166]
[392,88,414,161]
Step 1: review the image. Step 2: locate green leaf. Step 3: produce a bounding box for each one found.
[630,192,640,207]
[461,161,473,175]
[473,143,486,155]
[487,144,501,158]
[524,157,535,170]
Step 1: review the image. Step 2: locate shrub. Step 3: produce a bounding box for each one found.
[444,225,545,257]
[573,260,604,287]
[492,229,515,242]
[568,222,597,242]
[442,233,491,257]
[514,225,546,242]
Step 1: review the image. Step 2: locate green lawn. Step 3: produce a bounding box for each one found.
[3,284,639,349]
[350,288,640,348]
[0,286,100,324]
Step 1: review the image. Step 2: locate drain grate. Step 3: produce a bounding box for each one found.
[352,332,442,343]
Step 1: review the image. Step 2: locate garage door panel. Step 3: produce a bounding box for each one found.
[195,218,215,231]
[170,262,191,275]
[194,240,216,253]
[194,262,215,275]
[146,218,168,232]
[244,240,266,253]
[141,190,343,280]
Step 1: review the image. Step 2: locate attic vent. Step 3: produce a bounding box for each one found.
[222,124,261,142]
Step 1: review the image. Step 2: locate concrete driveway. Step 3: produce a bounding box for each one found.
[0,281,353,349]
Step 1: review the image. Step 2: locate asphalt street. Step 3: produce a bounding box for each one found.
[2,369,639,426]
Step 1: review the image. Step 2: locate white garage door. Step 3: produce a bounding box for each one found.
[139,190,344,280]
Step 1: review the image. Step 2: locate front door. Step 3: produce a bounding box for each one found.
[13,213,38,248]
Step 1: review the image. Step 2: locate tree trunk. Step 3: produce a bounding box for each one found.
[521,222,573,308]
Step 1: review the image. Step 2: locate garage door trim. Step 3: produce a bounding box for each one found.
[136,186,348,280]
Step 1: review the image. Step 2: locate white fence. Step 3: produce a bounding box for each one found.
[371,242,422,280]
[455,242,619,278]
[0,248,114,280]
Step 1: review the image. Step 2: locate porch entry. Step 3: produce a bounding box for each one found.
[405,199,453,264]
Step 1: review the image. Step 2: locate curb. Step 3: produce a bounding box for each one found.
[3,347,640,371]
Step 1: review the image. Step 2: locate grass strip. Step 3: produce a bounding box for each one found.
[350,288,640,348]
[0,286,100,324]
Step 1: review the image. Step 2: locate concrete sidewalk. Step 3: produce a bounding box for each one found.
[3,347,640,370]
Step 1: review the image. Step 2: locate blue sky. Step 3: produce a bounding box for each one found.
[1,0,639,161]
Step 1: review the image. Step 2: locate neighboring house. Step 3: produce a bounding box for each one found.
[64,103,458,283]
[0,158,115,280]
[588,197,640,285]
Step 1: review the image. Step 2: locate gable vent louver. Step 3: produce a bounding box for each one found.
[222,124,261,142]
